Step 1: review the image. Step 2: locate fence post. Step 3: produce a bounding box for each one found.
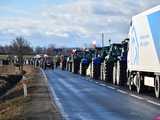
[22,76,28,97]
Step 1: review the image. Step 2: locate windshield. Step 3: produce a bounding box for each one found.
[111,45,122,56]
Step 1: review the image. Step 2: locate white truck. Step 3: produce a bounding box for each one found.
[128,5,160,98]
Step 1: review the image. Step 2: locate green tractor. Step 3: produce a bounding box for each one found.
[104,44,122,83]
[113,39,129,86]
[60,55,67,70]
[71,50,83,74]
[90,47,103,80]
[66,56,72,72]
[100,46,110,81]
[80,49,93,76]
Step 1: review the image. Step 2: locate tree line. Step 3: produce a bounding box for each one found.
[0,37,76,56]
[0,37,56,56]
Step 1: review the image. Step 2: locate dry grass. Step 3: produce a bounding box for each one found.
[0,96,30,120]
[0,65,36,120]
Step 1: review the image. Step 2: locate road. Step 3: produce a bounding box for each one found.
[45,69,160,120]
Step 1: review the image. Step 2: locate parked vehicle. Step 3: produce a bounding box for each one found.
[100,46,110,81]
[71,50,83,74]
[128,5,160,98]
[44,57,54,70]
[103,44,122,83]
[90,47,103,79]
[112,39,129,86]
[60,55,67,70]
[80,49,93,76]
[92,55,102,79]
[66,56,72,72]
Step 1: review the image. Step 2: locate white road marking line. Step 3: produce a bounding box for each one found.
[50,85,70,120]
[107,86,116,90]
[99,83,106,87]
[117,89,128,94]
[95,82,99,84]
[130,94,144,100]
[41,69,70,120]
[147,100,160,106]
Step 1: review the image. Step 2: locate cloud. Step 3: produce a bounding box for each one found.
[38,0,160,43]
[0,0,160,47]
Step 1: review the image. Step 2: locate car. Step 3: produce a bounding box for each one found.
[44,57,54,70]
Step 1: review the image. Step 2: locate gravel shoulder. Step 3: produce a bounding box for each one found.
[23,67,62,120]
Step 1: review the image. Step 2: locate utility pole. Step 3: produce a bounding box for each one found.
[102,33,104,56]
[102,33,104,48]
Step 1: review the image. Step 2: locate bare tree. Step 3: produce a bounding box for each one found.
[10,36,32,71]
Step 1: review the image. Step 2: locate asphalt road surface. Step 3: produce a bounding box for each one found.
[45,69,160,120]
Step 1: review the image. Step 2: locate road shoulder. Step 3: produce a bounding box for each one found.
[24,67,62,120]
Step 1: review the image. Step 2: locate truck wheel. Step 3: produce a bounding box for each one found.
[128,72,135,91]
[82,65,86,76]
[104,61,108,82]
[72,62,74,73]
[113,63,117,85]
[128,74,132,91]
[100,63,103,80]
[103,63,105,80]
[80,63,82,75]
[136,72,143,94]
[116,61,120,85]
[91,62,93,78]
[155,76,160,98]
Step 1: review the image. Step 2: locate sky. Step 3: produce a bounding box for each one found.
[0,0,160,48]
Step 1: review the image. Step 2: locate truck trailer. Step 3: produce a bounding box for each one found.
[128,5,160,98]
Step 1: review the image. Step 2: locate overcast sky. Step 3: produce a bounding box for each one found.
[0,0,159,48]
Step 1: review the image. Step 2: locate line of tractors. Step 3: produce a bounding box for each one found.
[58,38,129,89]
